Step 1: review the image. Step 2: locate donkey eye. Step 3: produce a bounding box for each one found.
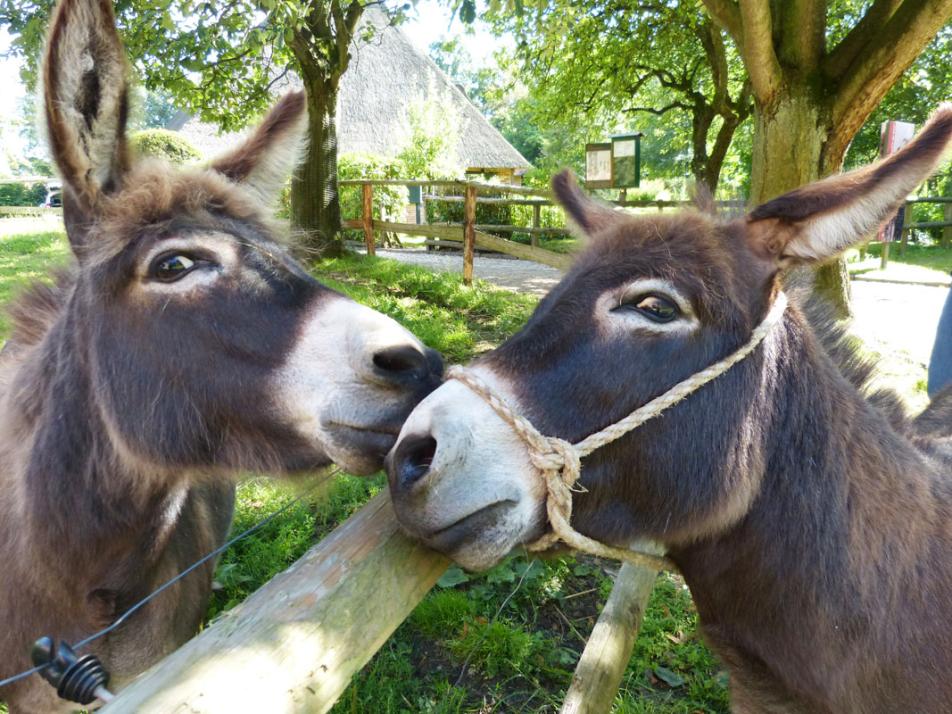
[615,293,680,323]
[150,254,198,282]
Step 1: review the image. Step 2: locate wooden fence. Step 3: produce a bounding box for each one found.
[882,196,952,267]
[340,179,745,284]
[103,493,661,713]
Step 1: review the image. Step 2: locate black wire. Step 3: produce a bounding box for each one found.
[0,471,335,691]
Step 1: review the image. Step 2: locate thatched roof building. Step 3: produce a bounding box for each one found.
[171,10,531,181]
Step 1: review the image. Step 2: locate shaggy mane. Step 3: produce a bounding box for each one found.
[801,292,911,431]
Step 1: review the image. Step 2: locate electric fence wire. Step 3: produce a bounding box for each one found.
[0,469,338,691]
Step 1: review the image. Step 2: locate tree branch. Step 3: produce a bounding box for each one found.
[824,0,903,80]
[623,102,693,116]
[830,0,952,168]
[777,0,825,71]
[737,0,783,102]
[700,0,743,45]
[699,20,729,112]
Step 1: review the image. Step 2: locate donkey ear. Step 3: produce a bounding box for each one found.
[42,0,131,216]
[747,105,952,264]
[210,91,308,203]
[552,170,623,237]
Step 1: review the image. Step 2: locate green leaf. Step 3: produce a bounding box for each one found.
[459,0,476,24]
[437,566,470,588]
[654,666,686,688]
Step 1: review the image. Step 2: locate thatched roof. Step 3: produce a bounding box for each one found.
[172,10,531,172]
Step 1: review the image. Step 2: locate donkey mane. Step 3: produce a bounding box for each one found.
[798,292,912,431]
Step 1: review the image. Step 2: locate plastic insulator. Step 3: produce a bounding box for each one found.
[31,637,111,705]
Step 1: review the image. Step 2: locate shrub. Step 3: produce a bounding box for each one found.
[130,129,202,165]
[0,182,47,207]
[338,152,408,222]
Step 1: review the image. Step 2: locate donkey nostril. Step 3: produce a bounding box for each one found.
[394,434,437,489]
[373,345,426,376]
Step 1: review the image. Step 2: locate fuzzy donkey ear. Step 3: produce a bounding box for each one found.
[42,0,131,245]
[747,105,952,264]
[211,91,308,204]
[551,170,625,237]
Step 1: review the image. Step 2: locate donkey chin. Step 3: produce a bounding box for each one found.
[276,296,444,476]
[387,377,548,570]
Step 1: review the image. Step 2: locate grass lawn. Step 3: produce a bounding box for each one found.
[848,242,952,284]
[0,217,729,713]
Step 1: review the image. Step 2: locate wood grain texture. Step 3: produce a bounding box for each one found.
[103,493,449,714]
[560,564,658,714]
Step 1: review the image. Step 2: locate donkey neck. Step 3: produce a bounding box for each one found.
[669,315,948,707]
[12,301,184,570]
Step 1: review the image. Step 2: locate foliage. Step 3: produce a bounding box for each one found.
[0,1,400,131]
[129,129,202,165]
[0,182,47,207]
[844,28,952,169]
[337,152,409,227]
[0,0,413,255]
[478,1,752,193]
[129,88,182,131]
[395,98,464,181]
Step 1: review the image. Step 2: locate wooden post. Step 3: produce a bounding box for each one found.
[531,203,542,248]
[362,182,375,256]
[560,563,658,714]
[463,184,476,285]
[897,200,912,257]
[103,493,448,714]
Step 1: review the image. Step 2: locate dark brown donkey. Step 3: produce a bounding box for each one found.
[388,109,952,712]
[0,1,441,711]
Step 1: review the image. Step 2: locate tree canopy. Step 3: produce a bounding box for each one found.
[0,0,408,253]
[489,0,752,192]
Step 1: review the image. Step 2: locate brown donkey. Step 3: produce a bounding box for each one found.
[388,109,952,712]
[0,0,442,710]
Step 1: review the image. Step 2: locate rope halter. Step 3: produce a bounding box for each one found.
[446,291,789,573]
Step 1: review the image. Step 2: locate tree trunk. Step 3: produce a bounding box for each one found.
[292,81,343,258]
[749,89,852,317]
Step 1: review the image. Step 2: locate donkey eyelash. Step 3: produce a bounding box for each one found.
[617,279,694,316]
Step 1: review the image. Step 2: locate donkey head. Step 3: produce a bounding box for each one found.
[39,0,442,478]
[387,107,952,570]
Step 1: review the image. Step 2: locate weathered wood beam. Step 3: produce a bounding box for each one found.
[103,493,449,713]
[474,230,573,271]
[463,185,477,285]
[560,563,659,714]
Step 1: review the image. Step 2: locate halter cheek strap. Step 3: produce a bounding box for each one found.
[447,291,789,573]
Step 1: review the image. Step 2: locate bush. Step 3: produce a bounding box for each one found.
[130,129,202,165]
[335,153,410,237]
[0,182,46,207]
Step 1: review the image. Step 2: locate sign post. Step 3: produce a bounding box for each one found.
[611,133,642,189]
[585,143,613,189]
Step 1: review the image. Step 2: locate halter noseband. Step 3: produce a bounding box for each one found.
[447,292,789,573]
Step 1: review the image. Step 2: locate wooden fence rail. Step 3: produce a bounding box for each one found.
[882,197,952,267]
[340,179,744,283]
[104,493,449,713]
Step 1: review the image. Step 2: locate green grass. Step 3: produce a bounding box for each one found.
[0,217,732,712]
[847,242,952,284]
[864,242,952,273]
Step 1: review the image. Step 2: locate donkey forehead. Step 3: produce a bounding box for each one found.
[561,212,746,307]
[88,164,275,262]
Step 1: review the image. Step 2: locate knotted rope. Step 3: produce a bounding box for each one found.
[447,291,789,573]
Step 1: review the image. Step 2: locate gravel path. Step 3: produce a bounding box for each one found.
[373,248,562,295]
[377,247,947,372]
